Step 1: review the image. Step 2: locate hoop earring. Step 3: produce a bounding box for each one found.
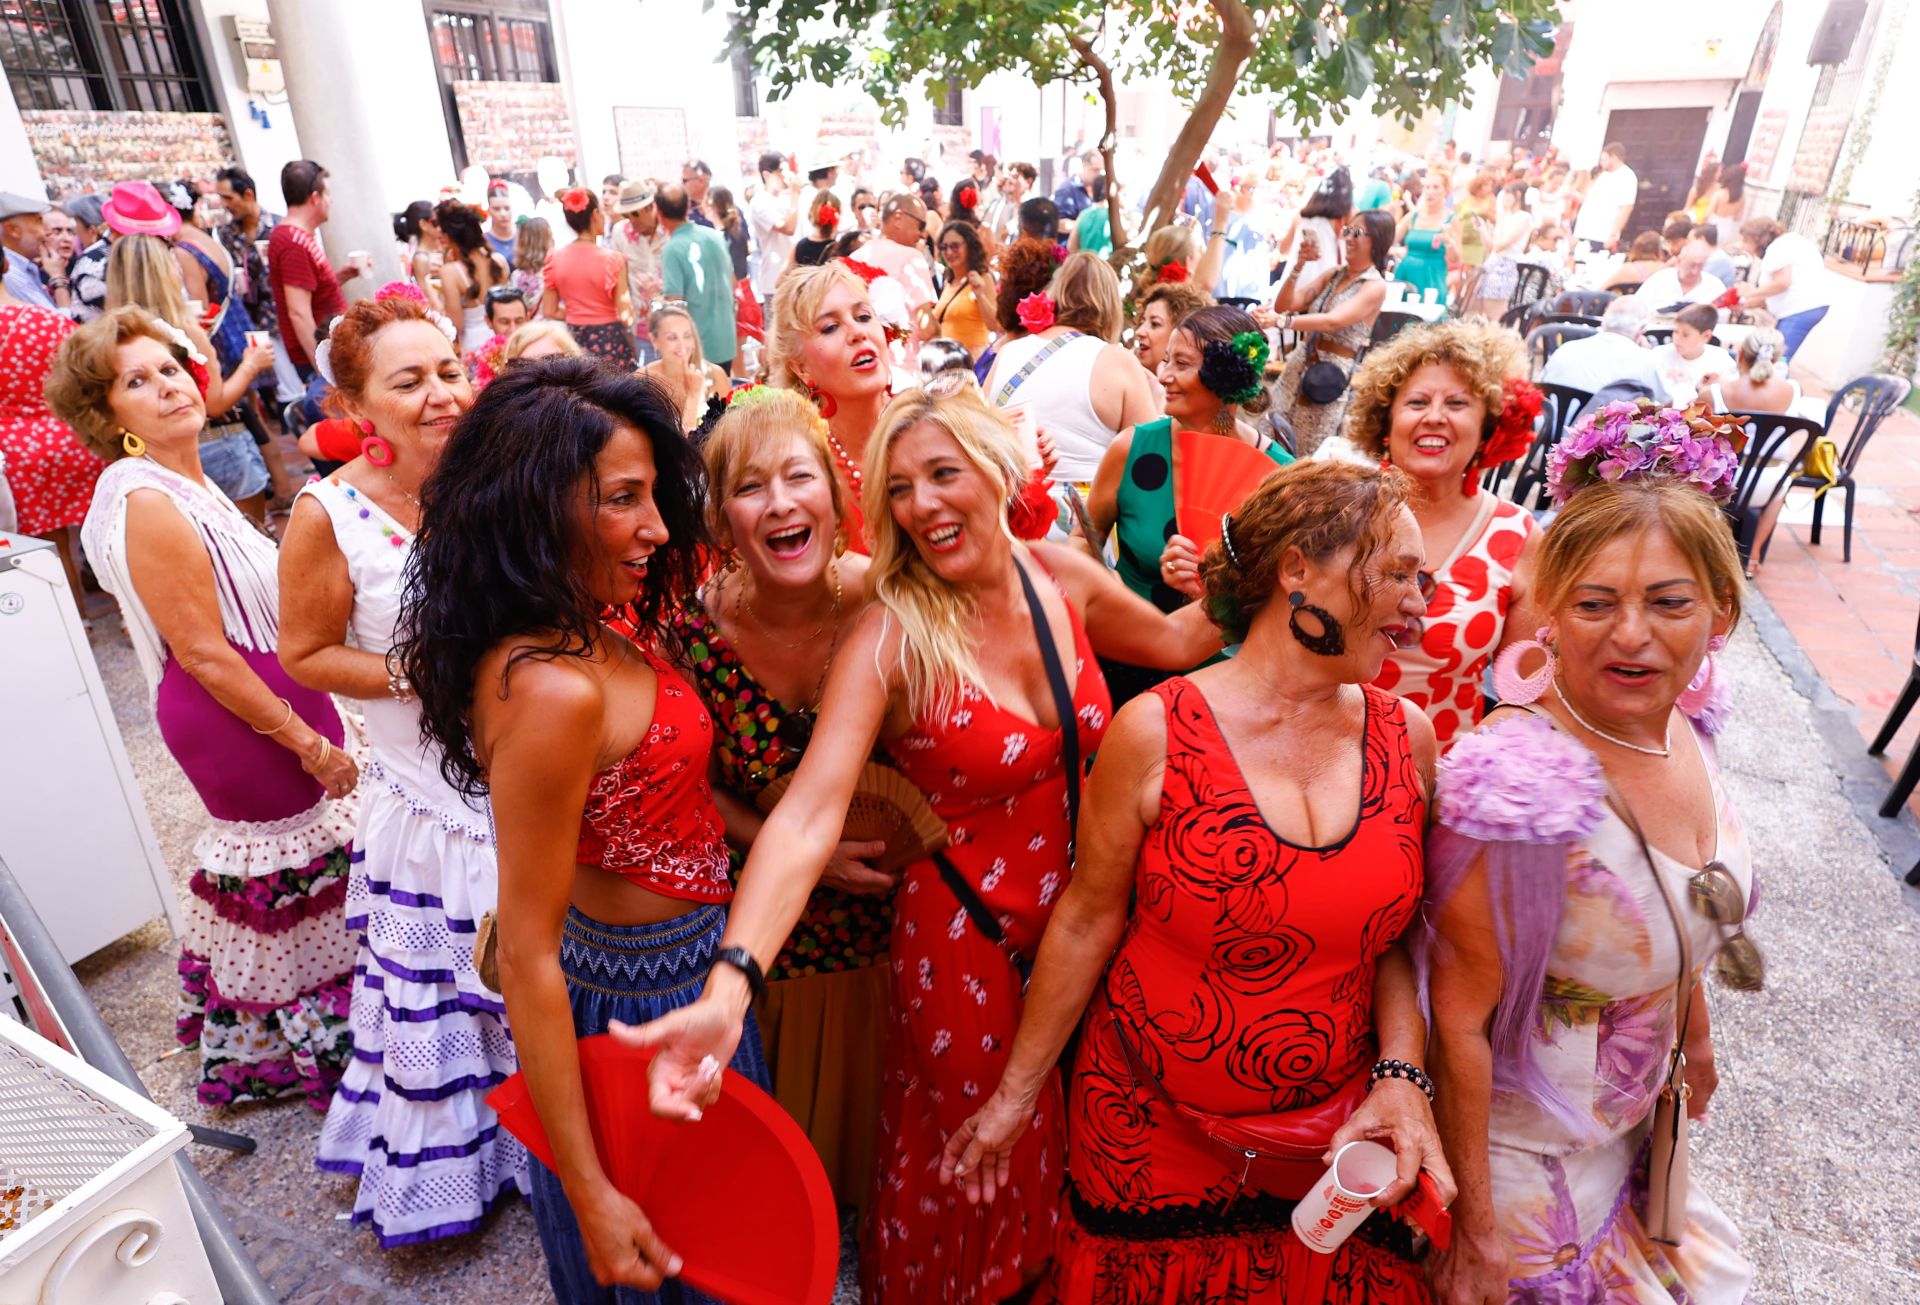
[1492,626,1556,704]
[119,428,146,458]
[1677,633,1728,719]
[807,383,837,420]
[1287,591,1346,656]
[359,420,396,468]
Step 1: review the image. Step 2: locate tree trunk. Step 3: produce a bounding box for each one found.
[1070,35,1126,251]
[1132,0,1257,247]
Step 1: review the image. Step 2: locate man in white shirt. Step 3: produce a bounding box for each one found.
[1634,243,1725,309]
[1573,143,1639,253]
[1737,217,1831,361]
[985,162,1035,245]
[859,192,938,313]
[1540,295,1669,403]
[746,150,799,301]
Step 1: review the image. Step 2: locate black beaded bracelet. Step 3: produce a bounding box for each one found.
[1369,1058,1436,1101]
[712,945,767,1003]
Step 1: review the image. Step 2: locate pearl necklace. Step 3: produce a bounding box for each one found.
[1553,682,1671,757]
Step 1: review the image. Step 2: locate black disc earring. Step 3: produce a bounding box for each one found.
[1287,590,1346,656]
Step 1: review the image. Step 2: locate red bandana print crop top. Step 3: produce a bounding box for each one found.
[575,648,733,902]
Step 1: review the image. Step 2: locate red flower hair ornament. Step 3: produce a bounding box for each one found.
[1154,261,1191,284]
[559,187,593,214]
[839,257,884,286]
[1480,377,1544,468]
[1015,292,1056,333]
[957,185,979,210]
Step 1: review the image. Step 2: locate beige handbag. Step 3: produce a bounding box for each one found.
[472,911,501,993]
[1611,787,1693,1247]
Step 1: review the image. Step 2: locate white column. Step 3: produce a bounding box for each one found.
[0,72,47,198]
[263,0,456,291]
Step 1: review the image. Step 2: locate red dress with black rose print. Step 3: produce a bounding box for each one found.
[863,572,1111,1304]
[1053,677,1430,1303]
[1374,494,1536,750]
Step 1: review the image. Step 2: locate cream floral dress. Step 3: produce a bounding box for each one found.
[1488,727,1756,1303]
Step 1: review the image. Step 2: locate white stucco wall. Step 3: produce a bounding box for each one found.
[0,76,43,201]
[187,0,303,210]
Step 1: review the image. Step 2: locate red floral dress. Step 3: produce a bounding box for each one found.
[864,572,1111,1303]
[1053,678,1429,1303]
[1374,495,1535,750]
[0,303,103,535]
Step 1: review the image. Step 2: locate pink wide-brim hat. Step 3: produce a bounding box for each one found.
[101,181,182,237]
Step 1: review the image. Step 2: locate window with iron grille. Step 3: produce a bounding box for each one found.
[1,0,208,113]
[933,84,963,128]
[730,42,757,118]
[427,3,557,84]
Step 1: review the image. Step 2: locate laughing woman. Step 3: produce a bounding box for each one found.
[397,358,761,1301]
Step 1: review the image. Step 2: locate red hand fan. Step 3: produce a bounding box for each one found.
[1194,162,1219,195]
[488,1037,838,1305]
[1173,428,1285,554]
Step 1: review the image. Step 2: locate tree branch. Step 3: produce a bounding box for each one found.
[1136,0,1258,258]
[1068,33,1126,250]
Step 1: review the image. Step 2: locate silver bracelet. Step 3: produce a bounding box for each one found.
[388,669,414,703]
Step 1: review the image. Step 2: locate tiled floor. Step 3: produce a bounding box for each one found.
[1749,400,1920,812]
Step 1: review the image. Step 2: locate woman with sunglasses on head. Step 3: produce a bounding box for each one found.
[277,288,529,1247]
[1343,319,1544,750]
[624,384,1223,1301]
[1424,420,1759,1305]
[662,385,890,1220]
[1265,208,1393,456]
[395,358,758,1299]
[940,460,1451,1304]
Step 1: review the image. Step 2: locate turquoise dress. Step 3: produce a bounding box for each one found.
[1397,223,1450,308]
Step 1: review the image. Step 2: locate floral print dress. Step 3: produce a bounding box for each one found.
[1491,731,1755,1303]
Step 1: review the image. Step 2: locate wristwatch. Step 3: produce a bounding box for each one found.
[712,945,766,1002]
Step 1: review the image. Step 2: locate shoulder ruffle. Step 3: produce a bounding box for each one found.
[1436,713,1607,844]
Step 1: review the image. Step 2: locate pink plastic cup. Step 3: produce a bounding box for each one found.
[1290,1139,1399,1254]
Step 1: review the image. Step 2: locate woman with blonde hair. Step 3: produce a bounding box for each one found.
[982,250,1158,490]
[642,301,731,431]
[663,385,888,1217]
[1346,318,1545,749]
[766,260,892,548]
[106,234,275,519]
[511,215,553,308]
[501,320,581,364]
[624,383,1225,1300]
[1704,327,1799,415]
[49,306,359,1111]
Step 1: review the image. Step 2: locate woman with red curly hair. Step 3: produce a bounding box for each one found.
[539,187,635,367]
[1344,318,1545,748]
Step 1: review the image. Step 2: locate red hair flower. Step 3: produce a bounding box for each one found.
[1481,377,1544,468]
[1015,292,1056,333]
[559,187,592,214]
[957,185,979,210]
[816,199,841,231]
[1154,261,1191,284]
[839,257,885,286]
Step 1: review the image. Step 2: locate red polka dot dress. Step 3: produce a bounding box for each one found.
[1373,495,1535,750]
[0,303,105,535]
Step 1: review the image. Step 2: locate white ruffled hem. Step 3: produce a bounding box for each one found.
[195,790,363,879]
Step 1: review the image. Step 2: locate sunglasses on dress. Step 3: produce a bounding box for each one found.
[1690,860,1764,991]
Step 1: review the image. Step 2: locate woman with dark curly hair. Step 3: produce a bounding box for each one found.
[1345,318,1544,748]
[1090,304,1293,702]
[393,358,763,1298]
[923,218,997,357]
[433,198,511,351]
[941,459,1451,1304]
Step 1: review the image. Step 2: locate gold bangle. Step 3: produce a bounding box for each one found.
[306,739,332,773]
[253,697,295,736]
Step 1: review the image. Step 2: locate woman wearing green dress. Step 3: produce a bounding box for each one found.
[1396,170,1454,307]
[1087,304,1293,704]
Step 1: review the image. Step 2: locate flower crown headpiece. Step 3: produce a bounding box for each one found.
[1198,331,1270,406]
[1546,400,1747,506]
[1015,292,1055,333]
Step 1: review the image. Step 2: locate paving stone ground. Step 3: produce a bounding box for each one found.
[64,590,1920,1303]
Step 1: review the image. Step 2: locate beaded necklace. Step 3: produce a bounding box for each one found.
[826,432,862,497]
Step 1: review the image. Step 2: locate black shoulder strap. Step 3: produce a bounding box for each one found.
[1015,554,1082,858]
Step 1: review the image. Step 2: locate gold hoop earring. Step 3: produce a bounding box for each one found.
[120,428,146,458]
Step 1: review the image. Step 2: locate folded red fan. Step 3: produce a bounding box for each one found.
[488,1037,838,1305]
[1173,427,1286,555]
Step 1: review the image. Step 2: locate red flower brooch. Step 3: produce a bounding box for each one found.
[1015,292,1056,333]
[1481,377,1544,467]
[1154,261,1191,284]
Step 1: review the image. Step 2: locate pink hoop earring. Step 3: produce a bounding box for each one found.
[1492,626,1556,704]
[1677,633,1728,719]
[361,434,395,467]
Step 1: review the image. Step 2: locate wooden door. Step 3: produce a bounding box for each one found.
[1600,107,1712,241]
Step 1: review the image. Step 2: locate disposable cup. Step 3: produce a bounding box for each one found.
[244,330,270,351]
[1290,1139,1398,1254]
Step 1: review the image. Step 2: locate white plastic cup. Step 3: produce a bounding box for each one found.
[347,249,372,278]
[1290,1139,1398,1254]
[244,330,270,350]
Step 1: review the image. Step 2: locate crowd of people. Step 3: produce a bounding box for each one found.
[0,131,1790,1305]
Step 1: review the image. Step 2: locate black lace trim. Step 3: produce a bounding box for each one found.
[1065,1179,1418,1260]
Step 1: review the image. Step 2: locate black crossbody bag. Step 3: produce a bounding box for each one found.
[934,559,1081,988]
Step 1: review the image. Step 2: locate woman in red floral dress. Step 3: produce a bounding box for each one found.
[0,286,105,598]
[623,384,1223,1301]
[945,461,1455,1303]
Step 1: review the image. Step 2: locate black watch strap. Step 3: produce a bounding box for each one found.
[712,945,767,1002]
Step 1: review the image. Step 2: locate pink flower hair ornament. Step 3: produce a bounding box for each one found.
[1546,399,1747,506]
[1015,292,1056,333]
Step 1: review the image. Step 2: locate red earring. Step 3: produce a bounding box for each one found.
[358,420,396,467]
[807,383,837,420]
[1461,459,1481,498]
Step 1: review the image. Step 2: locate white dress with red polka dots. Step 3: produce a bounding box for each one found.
[1374,493,1535,750]
[0,303,106,535]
